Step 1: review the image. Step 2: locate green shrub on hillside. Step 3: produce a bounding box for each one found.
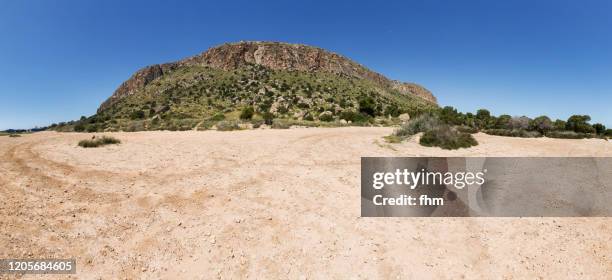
[262,112,275,125]
[358,96,377,116]
[211,113,226,121]
[239,107,254,120]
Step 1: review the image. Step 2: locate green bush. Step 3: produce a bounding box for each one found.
[394,114,440,138]
[545,131,594,139]
[438,106,463,125]
[358,97,377,116]
[529,116,553,133]
[319,112,334,122]
[78,136,121,148]
[339,111,370,123]
[211,113,226,121]
[216,120,240,131]
[9,134,21,138]
[484,129,542,138]
[262,112,275,125]
[74,123,86,132]
[130,110,145,120]
[271,120,291,129]
[566,115,596,133]
[419,126,478,150]
[592,123,606,135]
[605,129,612,137]
[239,106,254,120]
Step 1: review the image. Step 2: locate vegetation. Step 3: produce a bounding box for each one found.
[215,120,240,131]
[8,134,22,138]
[419,125,478,150]
[239,106,255,120]
[391,114,478,150]
[51,64,437,132]
[416,106,605,140]
[78,136,121,148]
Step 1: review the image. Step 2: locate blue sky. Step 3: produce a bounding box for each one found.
[1,0,611,130]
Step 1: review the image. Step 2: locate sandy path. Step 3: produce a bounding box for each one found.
[0,128,610,279]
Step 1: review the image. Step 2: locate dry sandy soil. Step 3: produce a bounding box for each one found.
[1,127,610,279]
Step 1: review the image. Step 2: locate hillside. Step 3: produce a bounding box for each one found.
[60,41,438,132]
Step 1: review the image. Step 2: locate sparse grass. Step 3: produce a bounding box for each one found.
[419,125,478,150]
[8,134,21,138]
[383,135,402,143]
[78,136,121,148]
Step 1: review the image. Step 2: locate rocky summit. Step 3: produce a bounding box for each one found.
[81,41,438,132]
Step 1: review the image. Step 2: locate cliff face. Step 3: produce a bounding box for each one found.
[98,41,437,113]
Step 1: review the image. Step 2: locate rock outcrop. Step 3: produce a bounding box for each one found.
[98,41,437,112]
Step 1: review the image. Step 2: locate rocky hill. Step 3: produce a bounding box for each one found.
[74,41,438,132]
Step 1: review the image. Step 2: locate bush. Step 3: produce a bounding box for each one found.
[566,115,596,133]
[318,111,334,122]
[592,123,606,135]
[211,113,226,121]
[130,110,145,120]
[216,120,240,131]
[78,136,121,148]
[605,129,612,137]
[74,123,86,132]
[529,116,553,133]
[9,134,21,138]
[271,120,291,129]
[394,114,440,138]
[339,111,370,123]
[545,131,594,139]
[509,116,531,130]
[358,97,377,116]
[438,106,463,125]
[419,126,478,150]
[239,106,254,120]
[484,129,541,138]
[262,112,275,125]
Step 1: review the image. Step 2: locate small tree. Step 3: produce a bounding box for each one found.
[530,116,553,133]
[509,116,531,130]
[495,114,512,129]
[476,109,494,129]
[239,106,254,120]
[592,123,606,135]
[553,119,566,131]
[566,115,595,133]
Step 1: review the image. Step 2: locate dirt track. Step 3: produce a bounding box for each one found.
[1,128,611,279]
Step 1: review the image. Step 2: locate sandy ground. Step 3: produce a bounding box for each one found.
[0,127,611,279]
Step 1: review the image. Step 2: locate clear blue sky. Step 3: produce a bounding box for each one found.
[1,0,611,130]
